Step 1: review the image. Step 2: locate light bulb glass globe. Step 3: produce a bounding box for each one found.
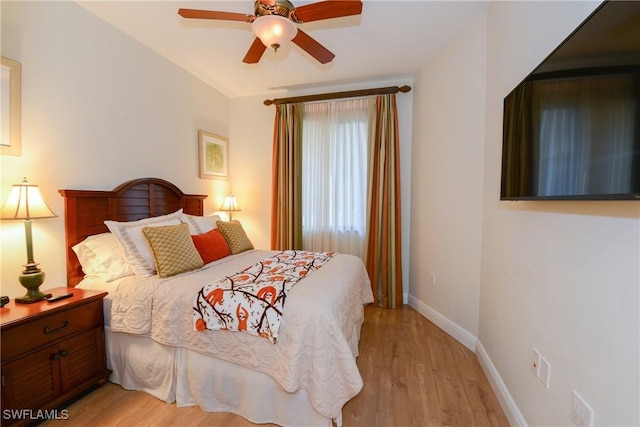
[252,15,297,51]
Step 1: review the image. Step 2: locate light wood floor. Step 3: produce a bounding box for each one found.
[43,305,508,427]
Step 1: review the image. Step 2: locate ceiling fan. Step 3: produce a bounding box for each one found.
[178,0,363,64]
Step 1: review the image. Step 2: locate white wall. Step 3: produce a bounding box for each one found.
[409,14,487,343]
[227,95,274,249]
[480,1,639,426]
[230,78,414,298]
[1,1,231,298]
[410,1,639,425]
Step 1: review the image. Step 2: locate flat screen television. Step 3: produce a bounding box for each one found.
[500,1,640,201]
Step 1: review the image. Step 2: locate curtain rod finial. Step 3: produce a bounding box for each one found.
[264,99,274,106]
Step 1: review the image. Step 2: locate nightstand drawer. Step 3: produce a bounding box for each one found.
[1,300,103,361]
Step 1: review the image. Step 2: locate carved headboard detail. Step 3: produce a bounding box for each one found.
[59,178,207,287]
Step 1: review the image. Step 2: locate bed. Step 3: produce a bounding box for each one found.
[59,178,374,426]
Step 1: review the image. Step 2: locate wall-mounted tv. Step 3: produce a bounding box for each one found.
[500,1,640,201]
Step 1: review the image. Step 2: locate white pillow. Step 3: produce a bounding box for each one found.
[72,233,134,282]
[181,213,222,235]
[105,209,183,276]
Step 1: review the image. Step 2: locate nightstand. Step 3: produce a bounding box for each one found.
[0,288,110,426]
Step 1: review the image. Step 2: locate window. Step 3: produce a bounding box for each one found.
[301,98,369,259]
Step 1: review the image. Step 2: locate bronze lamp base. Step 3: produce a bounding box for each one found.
[16,263,46,304]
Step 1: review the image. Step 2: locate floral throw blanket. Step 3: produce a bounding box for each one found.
[193,250,335,343]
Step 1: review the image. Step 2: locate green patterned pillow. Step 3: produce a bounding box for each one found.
[216,220,254,254]
[142,223,203,278]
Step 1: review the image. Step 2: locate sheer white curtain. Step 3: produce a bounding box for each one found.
[301,98,369,259]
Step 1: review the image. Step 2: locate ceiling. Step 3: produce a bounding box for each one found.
[77,0,491,98]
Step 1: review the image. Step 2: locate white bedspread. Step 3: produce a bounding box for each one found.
[109,250,373,419]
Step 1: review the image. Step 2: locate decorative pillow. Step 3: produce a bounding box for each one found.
[216,220,254,254]
[105,209,183,276]
[72,233,133,282]
[142,223,204,278]
[181,213,222,235]
[191,228,231,264]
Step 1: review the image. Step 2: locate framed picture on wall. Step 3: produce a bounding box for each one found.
[198,130,228,180]
[1,56,21,156]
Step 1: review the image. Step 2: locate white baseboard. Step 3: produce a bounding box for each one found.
[476,342,527,427]
[407,295,477,352]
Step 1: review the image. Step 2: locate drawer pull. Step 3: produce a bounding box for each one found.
[51,350,70,361]
[44,320,69,335]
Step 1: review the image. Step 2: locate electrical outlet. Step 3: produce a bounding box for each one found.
[539,356,551,389]
[430,272,436,285]
[571,390,594,426]
[531,348,541,376]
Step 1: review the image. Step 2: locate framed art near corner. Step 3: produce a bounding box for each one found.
[198,130,228,180]
[1,56,21,156]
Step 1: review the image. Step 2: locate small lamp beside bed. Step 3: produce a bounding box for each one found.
[0,177,57,303]
[219,193,241,220]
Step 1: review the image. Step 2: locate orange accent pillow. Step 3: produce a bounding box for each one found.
[191,228,231,264]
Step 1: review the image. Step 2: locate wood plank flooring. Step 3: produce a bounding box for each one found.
[43,305,508,427]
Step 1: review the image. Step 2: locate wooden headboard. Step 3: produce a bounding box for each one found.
[59,178,207,287]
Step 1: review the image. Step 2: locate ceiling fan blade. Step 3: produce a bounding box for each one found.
[294,0,362,23]
[292,29,335,64]
[178,8,253,23]
[243,38,268,64]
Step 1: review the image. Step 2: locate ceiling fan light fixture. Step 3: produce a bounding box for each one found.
[251,15,297,52]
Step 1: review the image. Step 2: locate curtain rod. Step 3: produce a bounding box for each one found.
[263,85,412,106]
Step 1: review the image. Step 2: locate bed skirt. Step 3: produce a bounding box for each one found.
[105,328,335,427]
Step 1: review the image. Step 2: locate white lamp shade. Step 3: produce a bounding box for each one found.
[219,194,241,212]
[0,178,57,220]
[251,15,297,50]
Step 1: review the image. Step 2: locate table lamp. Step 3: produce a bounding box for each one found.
[1,178,57,303]
[219,194,241,221]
